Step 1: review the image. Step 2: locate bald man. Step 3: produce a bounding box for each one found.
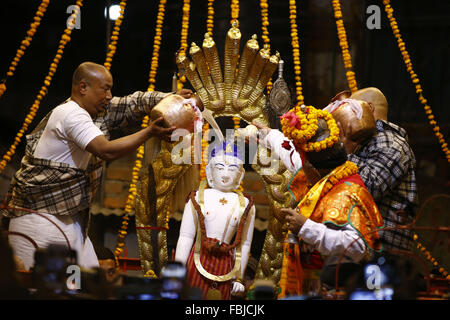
[336,87,418,253]
[2,62,192,271]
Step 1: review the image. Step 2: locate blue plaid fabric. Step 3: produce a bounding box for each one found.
[348,120,418,252]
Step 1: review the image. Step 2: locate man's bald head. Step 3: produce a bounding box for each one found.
[350,87,388,121]
[72,62,111,87]
[71,62,113,117]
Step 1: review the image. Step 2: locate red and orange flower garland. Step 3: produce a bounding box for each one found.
[0,0,50,99]
[331,0,358,93]
[0,1,83,174]
[383,0,449,162]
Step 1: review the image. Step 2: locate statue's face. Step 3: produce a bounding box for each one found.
[206,155,244,192]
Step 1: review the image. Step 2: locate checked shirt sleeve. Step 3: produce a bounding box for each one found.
[101,90,172,135]
[349,133,409,202]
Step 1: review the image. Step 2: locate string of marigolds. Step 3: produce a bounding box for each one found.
[231,0,239,27]
[0,2,83,175]
[383,0,449,163]
[260,0,272,93]
[199,0,215,182]
[206,0,215,36]
[0,0,50,99]
[413,233,450,280]
[177,0,191,89]
[289,0,304,106]
[103,0,128,259]
[104,0,127,71]
[114,0,167,260]
[331,0,358,93]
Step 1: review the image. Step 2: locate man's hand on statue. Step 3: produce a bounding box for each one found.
[281,208,307,235]
[337,120,358,154]
[148,116,176,141]
[251,121,271,143]
[231,281,245,296]
[175,88,193,99]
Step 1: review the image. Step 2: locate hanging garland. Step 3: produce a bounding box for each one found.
[104,1,127,71]
[0,0,50,99]
[177,0,191,89]
[114,0,167,262]
[0,1,83,174]
[230,0,240,27]
[289,0,305,106]
[331,0,358,93]
[413,233,450,280]
[383,0,449,163]
[260,0,272,93]
[199,1,216,182]
[206,0,215,36]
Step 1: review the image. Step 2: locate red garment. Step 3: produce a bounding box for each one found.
[186,237,234,300]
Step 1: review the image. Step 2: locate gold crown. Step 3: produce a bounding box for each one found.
[280,105,340,153]
[176,24,279,126]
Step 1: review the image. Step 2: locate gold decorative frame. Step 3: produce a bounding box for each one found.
[135,25,296,286]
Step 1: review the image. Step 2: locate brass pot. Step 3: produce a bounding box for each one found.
[150,94,197,133]
[331,100,376,143]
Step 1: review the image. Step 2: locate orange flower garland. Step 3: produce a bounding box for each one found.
[260,0,272,93]
[0,0,50,99]
[177,0,191,89]
[331,0,358,93]
[289,0,304,106]
[413,233,450,280]
[230,0,239,27]
[104,0,127,71]
[114,0,167,260]
[280,106,340,153]
[281,105,318,146]
[199,123,209,182]
[0,2,83,174]
[206,0,215,36]
[303,109,339,153]
[383,0,449,163]
[323,161,358,196]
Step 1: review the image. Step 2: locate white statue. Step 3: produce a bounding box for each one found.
[175,142,256,300]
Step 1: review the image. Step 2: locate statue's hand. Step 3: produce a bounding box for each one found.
[231,281,245,296]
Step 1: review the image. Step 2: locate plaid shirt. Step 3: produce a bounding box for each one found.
[348,120,418,252]
[1,90,170,219]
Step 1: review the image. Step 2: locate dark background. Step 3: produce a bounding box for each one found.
[0,0,449,162]
[0,0,449,264]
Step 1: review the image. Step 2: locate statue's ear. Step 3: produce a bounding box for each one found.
[205,162,213,187]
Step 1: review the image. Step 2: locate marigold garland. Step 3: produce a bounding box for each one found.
[323,161,358,196]
[260,0,272,93]
[230,0,240,27]
[0,2,83,174]
[289,0,304,106]
[104,0,127,71]
[383,0,449,162]
[280,105,340,153]
[177,0,191,89]
[0,0,50,99]
[331,0,358,93]
[206,0,215,37]
[413,233,450,280]
[114,0,168,260]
